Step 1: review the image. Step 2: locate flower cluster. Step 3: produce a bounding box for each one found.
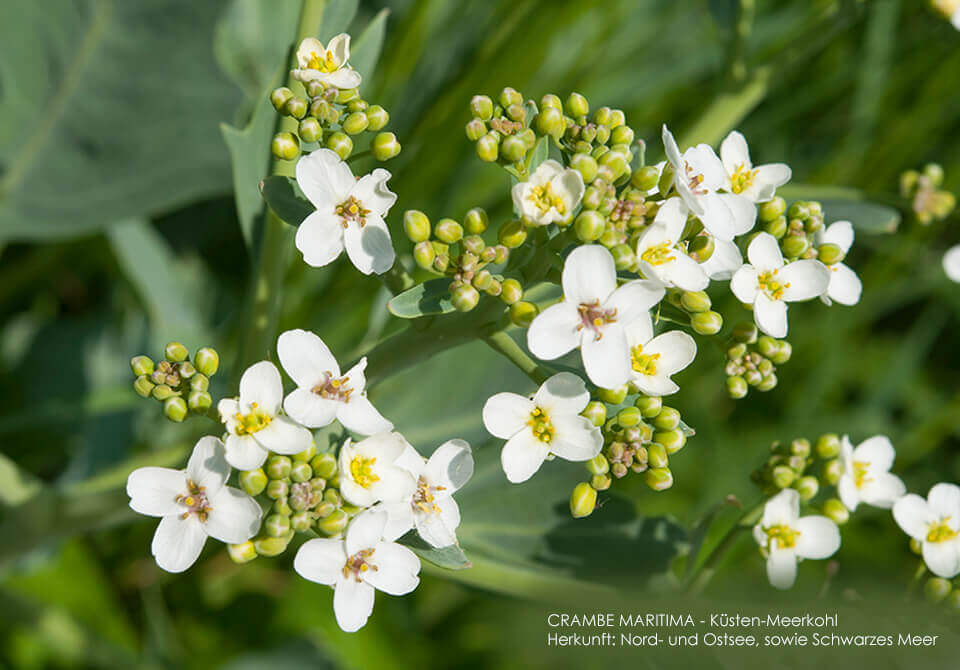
[899,163,959,283]
[129,342,220,422]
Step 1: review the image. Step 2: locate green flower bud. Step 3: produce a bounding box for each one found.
[586,453,610,476]
[334,88,358,104]
[691,310,723,335]
[177,361,196,381]
[596,151,627,182]
[372,132,401,161]
[591,106,612,126]
[564,92,589,117]
[491,279,519,306]
[509,301,538,327]
[910,537,922,555]
[925,577,952,603]
[476,133,499,162]
[822,498,849,525]
[781,234,809,259]
[817,243,845,265]
[365,105,389,131]
[322,131,350,159]
[615,406,641,429]
[756,335,779,358]
[656,429,686,454]
[500,134,527,163]
[132,373,156,399]
[505,103,526,124]
[645,442,667,469]
[318,509,349,536]
[130,355,155,377]
[823,459,843,486]
[795,475,819,502]
[266,455,292,480]
[470,95,494,120]
[271,132,300,160]
[461,236,484,258]
[160,398,186,424]
[650,407,679,431]
[290,461,312,483]
[228,540,258,564]
[458,206,487,234]
[772,464,795,489]
[189,374,209,393]
[239,468,267,496]
[608,244,633,271]
[432,253,450,273]
[570,153,598,184]
[680,291,711,313]
[590,473,612,491]
[536,107,565,138]
[296,117,321,144]
[610,125,634,145]
[634,395,662,418]
[265,513,291,538]
[570,482,598,519]
[471,270,492,292]
[731,322,757,344]
[187,391,212,413]
[286,511,310,532]
[535,94,559,111]
[727,343,747,360]
[451,283,480,312]
[273,496,293,516]
[726,375,748,399]
[151,384,175,401]
[594,385,626,405]
[581,401,607,427]
[284,96,308,119]
[340,110,368,136]
[397,211,430,245]
[254,531,293,557]
[465,118,487,142]
[644,467,673,491]
[765,216,788,239]
[188,350,217,379]
[790,438,811,457]
[572,210,605,243]
[270,86,294,111]
[266,479,289,500]
[498,87,522,108]
[684,234,714,262]
[757,373,778,392]
[923,163,945,187]
[758,197,786,222]
[815,434,841,459]
[498,219,527,248]
[434,218,463,244]
[947,590,960,612]
[411,241,435,270]
[771,340,792,365]
[163,342,188,362]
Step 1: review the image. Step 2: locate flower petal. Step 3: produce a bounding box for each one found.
[717,193,757,236]
[343,214,396,275]
[860,472,906,509]
[838,476,860,512]
[548,414,603,462]
[581,323,630,389]
[696,193,736,241]
[644,330,697,374]
[526,302,581,360]
[296,210,345,268]
[415,496,460,548]
[662,253,709,291]
[127,467,184,517]
[424,439,473,492]
[482,392,534,439]
[661,125,684,172]
[747,232,784,271]
[633,374,679,397]
[623,314,654,348]
[239,361,283,414]
[701,238,742,281]
[346,510,389,555]
[684,144,727,191]
[277,328,339,388]
[294,537,346,585]
[929,483,960,518]
[323,67,362,90]
[501,430,550,483]
[826,263,862,306]
[730,265,759,304]
[944,245,960,283]
[367,466,416,505]
[754,292,788,338]
[365,542,421,595]
[605,280,665,325]
[852,435,896,471]
[794,516,840,560]
[334,576,375,632]
[780,260,831,302]
[651,196,688,241]
[252,416,313,455]
[205,486,262,544]
[720,130,751,175]
[351,168,397,217]
[818,221,854,253]
[224,434,268,471]
[533,372,590,416]
[561,245,617,305]
[284,388,339,429]
[754,163,792,192]
[151,515,207,573]
[338,395,394,436]
[762,489,799,527]
[893,494,936,541]
[327,33,351,66]
[923,540,960,579]
[766,547,798,590]
[296,148,355,207]
[295,37,325,68]
[376,501,415,542]
[186,436,230,495]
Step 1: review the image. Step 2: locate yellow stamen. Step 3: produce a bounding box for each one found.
[640,240,676,266]
[234,402,272,435]
[350,455,380,488]
[527,406,555,444]
[852,461,872,489]
[765,523,800,550]
[335,195,371,228]
[630,344,661,376]
[527,182,566,216]
[927,519,959,543]
[730,163,758,194]
[307,49,339,73]
[758,269,790,300]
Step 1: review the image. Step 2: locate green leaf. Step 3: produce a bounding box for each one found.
[678,67,770,149]
[0,0,240,241]
[0,452,42,506]
[778,184,901,234]
[386,278,455,318]
[526,136,550,174]
[398,531,472,570]
[260,175,315,227]
[318,0,359,43]
[349,9,389,81]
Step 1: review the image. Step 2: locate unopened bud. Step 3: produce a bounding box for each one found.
[581,401,607,427]
[164,342,188,362]
[476,133,499,162]
[470,95,494,120]
[644,467,673,491]
[655,429,686,454]
[634,395,662,418]
[772,465,795,489]
[925,577,952,604]
[499,219,527,248]
[596,385,628,405]
[617,406,643,428]
[284,97,308,119]
[254,532,293,557]
[325,131,353,159]
[434,218,463,244]
[727,375,748,399]
[758,197,786,222]
[266,479,289,500]
[815,434,841,459]
[590,473,612,491]
[509,301,538,327]
[795,475,819,501]
[500,278,523,305]
[239,468,268,496]
[680,291,711,313]
[270,86,294,111]
[817,243,845,265]
[651,407,680,431]
[265,513,291,537]
[451,283,480,312]
[586,454,610,476]
[781,234,809,259]
[266,455,292,480]
[574,210,606,242]
[365,105,389,131]
[413,241,436,270]
[570,482,598,518]
[756,335,779,358]
[823,459,843,486]
[271,132,300,160]
[187,391,212,413]
[133,375,155,398]
[500,135,527,162]
[163,397,188,422]
[570,153,598,183]
[691,310,723,335]
[536,107,565,138]
[318,509,349,536]
[404,210,432,243]
[822,498,849,525]
[189,374,209,392]
[771,340,792,365]
[290,461,312,483]
[372,132,401,161]
[130,355,155,377]
[228,540,258,564]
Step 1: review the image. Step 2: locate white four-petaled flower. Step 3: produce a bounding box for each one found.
[218,361,314,470]
[512,160,585,227]
[338,432,417,507]
[277,329,392,435]
[752,488,841,590]
[719,130,792,204]
[814,221,863,306]
[380,439,474,548]
[894,483,960,578]
[623,315,697,397]
[294,510,420,632]
[126,437,262,573]
[526,245,665,388]
[291,34,362,89]
[295,149,397,275]
[482,372,603,483]
[634,198,709,291]
[943,245,960,283]
[837,435,906,512]
[730,232,830,338]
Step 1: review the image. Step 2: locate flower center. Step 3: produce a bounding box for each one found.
[640,240,676,266]
[631,344,661,376]
[489,117,523,135]
[765,523,799,550]
[343,548,378,582]
[852,461,871,489]
[311,372,353,403]
[336,195,370,228]
[307,49,338,73]
[177,479,212,522]
[576,300,618,338]
[349,455,379,488]
[413,476,446,514]
[684,164,707,196]
[234,402,272,435]
[927,518,958,543]
[730,163,758,194]
[528,182,566,216]
[527,407,554,443]
[758,269,790,300]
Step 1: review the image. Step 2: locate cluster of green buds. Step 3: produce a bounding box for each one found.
[570,390,693,518]
[130,343,219,422]
[756,198,839,264]
[900,163,956,224]
[724,322,791,399]
[751,433,848,525]
[466,87,538,165]
[228,448,359,562]
[664,289,725,336]
[269,81,399,162]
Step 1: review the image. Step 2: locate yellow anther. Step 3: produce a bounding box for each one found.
[927,519,959,543]
[852,461,872,489]
[528,182,566,216]
[765,523,800,550]
[234,402,272,435]
[527,406,555,443]
[350,455,380,488]
[630,345,661,376]
[730,163,758,194]
[307,49,338,73]
[758,270,789,300]
[640,241,676,266]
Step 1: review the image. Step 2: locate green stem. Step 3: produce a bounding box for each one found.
[235,0,327,374]
[483,330,550,385]
[686,501,764,595]
[725,0,755,84]
[346,149,372,163]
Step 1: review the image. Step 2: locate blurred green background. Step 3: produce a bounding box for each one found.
[2,0,960,668]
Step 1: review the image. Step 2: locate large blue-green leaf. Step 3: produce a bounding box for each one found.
[260,175,314,227]
[349,9,389,81]
[386,278,455,318]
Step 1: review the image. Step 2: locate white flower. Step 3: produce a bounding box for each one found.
[295,149,397,275]
[837,435,906,512]
[482,372,602,483]
[943,245,960,282]
[126,436,262,573]
[294,510,420,632]
[527,245,665,388]
[662,125,755,241]
[277,329,392,435]
[623,316,697,397]
[730,232,831,337]
[512,160,585,227]
[218,361,314,471]
[893,483,960,578]
[752,489,840,590]
[700,237,744,280]
[719,130,792,203]
[379,439,473,548]
[932,0,960,29]
[338,432,416,507]
[634,198,709,291]
[290,35,362,89]
[814,221,863,306]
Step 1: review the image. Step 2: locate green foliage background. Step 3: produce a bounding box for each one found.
[1,0,959,668]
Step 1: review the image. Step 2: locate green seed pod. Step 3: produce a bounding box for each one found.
[266,479,289,500]
[758,197,786,222]
[756,335,779,358]
[644,467,673,491]
[326,131,353,159]
[498,219,527,248]
[412,241,436,270]
[290,461,312,483]
[228,540,258,564]
[817,243,845,265]
[573,210,605,242]
[690,311,723,335]
[470,95,494,120]
[596,385,628,405]
[450,283,481,312]
[284,96,308,119]
[726,375,748,399]
[590,473,612,491]
[617,406,643,428]
[509,301,538,327]
[536,107,565,138]
[925,577,952,604]
[133,375,156,398]
[298,117,323,144]
[270,86,294,111]
[634,395,662,418]
[254,531,293,557]
[651,407,680,431]
[164,342,189,362]
[476,133,499,162]
[822,498,849,525]
[498,87,523,108]
[272,132,300,160]
[815,434,841,459]
[318,509,349,536]
[266,455,292,480]
[402,209,431,243]
[500,135,527,163]
[365,105,389,131]
[680,291,711,313]
[581,401,607,427]
[464,207,489,235]
[130,355,155,377]
[163,397,188,423]
[656,429,686,454]
[187,391,212,413]
[585,453,610,476]
[570,482,598,519]
[239,469,267,497]
[342,111,369,135]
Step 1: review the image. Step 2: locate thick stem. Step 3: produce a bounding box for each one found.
[483,330,550,385]
[686,501,764,595]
